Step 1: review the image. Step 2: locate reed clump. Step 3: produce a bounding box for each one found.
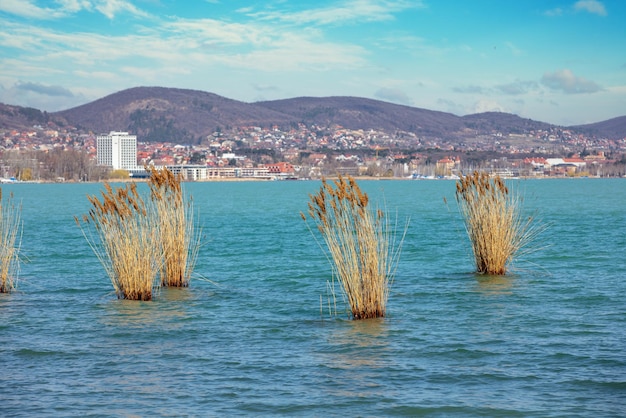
[0,188,22,293]
[146,166,200,287]
[76,183,162,300]
[455,171,541,275]
[302,176,405,320]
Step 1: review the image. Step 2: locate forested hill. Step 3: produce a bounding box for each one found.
[1,86,624,144]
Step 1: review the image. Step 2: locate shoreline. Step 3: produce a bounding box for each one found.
[2,175,624,185]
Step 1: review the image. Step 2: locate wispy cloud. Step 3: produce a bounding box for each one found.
[541,69,602,94]
[15,81,74,97]
[0,0,65,19]
[374,33,447,57]
[0,81,84,111]
[453,85,487,94]
[94,0,150,19]
[243,0,425,26]
[437,98,465,116]
[544,1,607,17]
[543,7,563,17]
[472,99,506,114]
[163,18,263,47]
[375,87,413,105]
[0,0,149,20]
[252,83,280,92]
[495,80,538,95]
[159,18,368,71]
[55,0,95,14]
[504,41,523,56]
[1,12,369,86]
[573,0,607,16]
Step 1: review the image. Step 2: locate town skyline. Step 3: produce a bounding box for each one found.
[1,0,625,127]
[3,107,625,182]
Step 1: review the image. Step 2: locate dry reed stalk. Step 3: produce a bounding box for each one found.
[455,171,541,275]
[0,189,22,293]
[302,176,405,319]
[146,166,200,287]
[76,183,162,300]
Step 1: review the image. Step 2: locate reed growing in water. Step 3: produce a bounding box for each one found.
[76,183,163,300]
[302,176,405,319]
[0,189,22,293]
[146,166,199,287]
[455,171,541,275]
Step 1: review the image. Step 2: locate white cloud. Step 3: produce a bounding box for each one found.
[252,84,280,92]
[3,10,369,76]
[72,70,118,80]
[436,98,464,116]
[504,41,523,56]
[95,0,150,19]
[495,80,538,95]
[0,0,147,19]
[374,87,413,105]
[15,81,74,97]
[543,7,563,16]
[56,0,92,14]
[220,36,368,72]
[541,69,602,94]
[163,18,266,47]
[0,81,85,111]
[574,0,607,16]
[374,33,447,57]
[160,19,368,72]
[0,0,64,19]
[244,0,425,26]
[472,99,506,114]
[453,85,487,94]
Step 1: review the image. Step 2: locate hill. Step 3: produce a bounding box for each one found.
[1,86,624,145]
[53,87,470,142]
[461,112,555,134]
[0,103,53,130]
[255,96,464,137]
[571,116,626,139]
[54,87,297,144]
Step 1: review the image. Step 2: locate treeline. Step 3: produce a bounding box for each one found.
[1,149,108,181]
[1,147,625,182]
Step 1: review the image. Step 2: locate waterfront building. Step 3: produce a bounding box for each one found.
[96,131,137,170]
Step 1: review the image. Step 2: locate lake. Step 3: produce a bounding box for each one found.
[1,178,625,416]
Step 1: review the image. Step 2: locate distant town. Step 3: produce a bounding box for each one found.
[1,120,626,182]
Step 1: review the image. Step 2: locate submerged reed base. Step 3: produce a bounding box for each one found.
[0,189,22,293]
[147,166,200,287]
[302,176,404,320]
[455,171,541,275]
[76,183,162,300]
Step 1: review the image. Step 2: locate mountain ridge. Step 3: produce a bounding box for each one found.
[1,86,624,144]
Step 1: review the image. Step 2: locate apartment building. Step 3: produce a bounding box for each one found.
[96,131,137,170]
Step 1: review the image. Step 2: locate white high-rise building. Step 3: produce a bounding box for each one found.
[96,131,137,170]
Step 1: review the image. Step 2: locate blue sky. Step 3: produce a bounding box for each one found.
[1,0,624,126]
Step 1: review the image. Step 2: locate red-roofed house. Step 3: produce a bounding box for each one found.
[266,162,295,174]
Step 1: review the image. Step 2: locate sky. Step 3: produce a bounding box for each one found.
[1,0,625,126]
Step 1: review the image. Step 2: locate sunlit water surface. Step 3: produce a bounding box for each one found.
[1,179,625,416]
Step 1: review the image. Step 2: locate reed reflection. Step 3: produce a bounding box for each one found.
[321,318,390,369]
[98,289,193,329]
[474,274,514,296]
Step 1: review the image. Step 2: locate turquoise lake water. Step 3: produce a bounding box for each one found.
[1,179,625,416]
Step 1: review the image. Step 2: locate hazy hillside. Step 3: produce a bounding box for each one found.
[0,103,54,130]
[54,87,298,144]
[461,112,556,134]
[571,116,626,139]
[1,86,624,144]
[255,96,464,137]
